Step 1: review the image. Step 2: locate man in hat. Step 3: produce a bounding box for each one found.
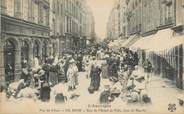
[63,56,72,82]
[143,59,152,83]
[76,53,83,72]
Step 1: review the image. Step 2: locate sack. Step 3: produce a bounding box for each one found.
[55,93,65,103]
[142,94,151,103]
[88,86,94,94]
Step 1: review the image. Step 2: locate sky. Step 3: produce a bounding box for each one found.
[86,0,114,40]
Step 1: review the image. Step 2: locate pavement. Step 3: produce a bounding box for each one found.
[1,69,184,114]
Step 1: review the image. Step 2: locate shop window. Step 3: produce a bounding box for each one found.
[21,41,29,66]
[33,40,39,58]
[42,41,47,62]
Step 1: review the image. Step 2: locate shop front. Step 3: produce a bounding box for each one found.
[130,28,184,89]
[4,39,16,83]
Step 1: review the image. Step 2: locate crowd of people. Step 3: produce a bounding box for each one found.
[0,45,153,105]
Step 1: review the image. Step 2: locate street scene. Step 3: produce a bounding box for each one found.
[0,0,184,114]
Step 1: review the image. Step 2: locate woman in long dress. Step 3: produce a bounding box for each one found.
[89,65,101,92]
[67,60,78,91]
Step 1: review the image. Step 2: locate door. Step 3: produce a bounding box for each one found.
[4,40,15,82]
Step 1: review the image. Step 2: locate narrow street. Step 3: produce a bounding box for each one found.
[1,0,184,114]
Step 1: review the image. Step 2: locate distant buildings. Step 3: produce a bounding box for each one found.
[49,0,95,55]
[107,0,184,39]
[107,0,127,40]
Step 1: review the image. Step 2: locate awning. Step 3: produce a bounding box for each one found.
[149,29,174,52]
[108,39,125,47]
[108,40,120,47]
[130,29,182,52]
[121,35,138,47]
[173,34,184,46]
[130,35,154,51]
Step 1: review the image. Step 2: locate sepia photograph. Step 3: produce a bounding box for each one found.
[0,0,184,114]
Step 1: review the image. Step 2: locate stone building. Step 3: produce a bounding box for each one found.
[126,0,142,36]
[107,0,127,40]
[106,9,116,40]
[0,0,50,84]
[85,7,96,46]
[106,0,184,89]
[125,0,184,89]
[49,0,95,54]
[126,0,176,36]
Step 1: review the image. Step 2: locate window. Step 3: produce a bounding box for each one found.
[42,41,47,63]
[39,6,44,25]
[21,41,29,67]
[33,41,39,58]
[135,0,138,7]
[67,17,70,32]
[61,4,63,16]
[14,0,22,18]
[22,0,28,21]
[32,1,38,23]
[43,8,47,26]
[1,0,6,14]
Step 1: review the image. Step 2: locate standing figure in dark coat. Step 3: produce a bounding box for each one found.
[42,63,50,81]
[76,54,83,72]
[49,65,58,86]
[88,65,101,93]
[143,59,152,83]
[64,56,71,82]
[40,81,51,102]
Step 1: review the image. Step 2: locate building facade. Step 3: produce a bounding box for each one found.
[107,0,184,89]
[0,0,50,84]
[107,0,127,40]
[49,0,95,55]
[107,0,177,39]
[85,7,96,45]
[126,0,176,36]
